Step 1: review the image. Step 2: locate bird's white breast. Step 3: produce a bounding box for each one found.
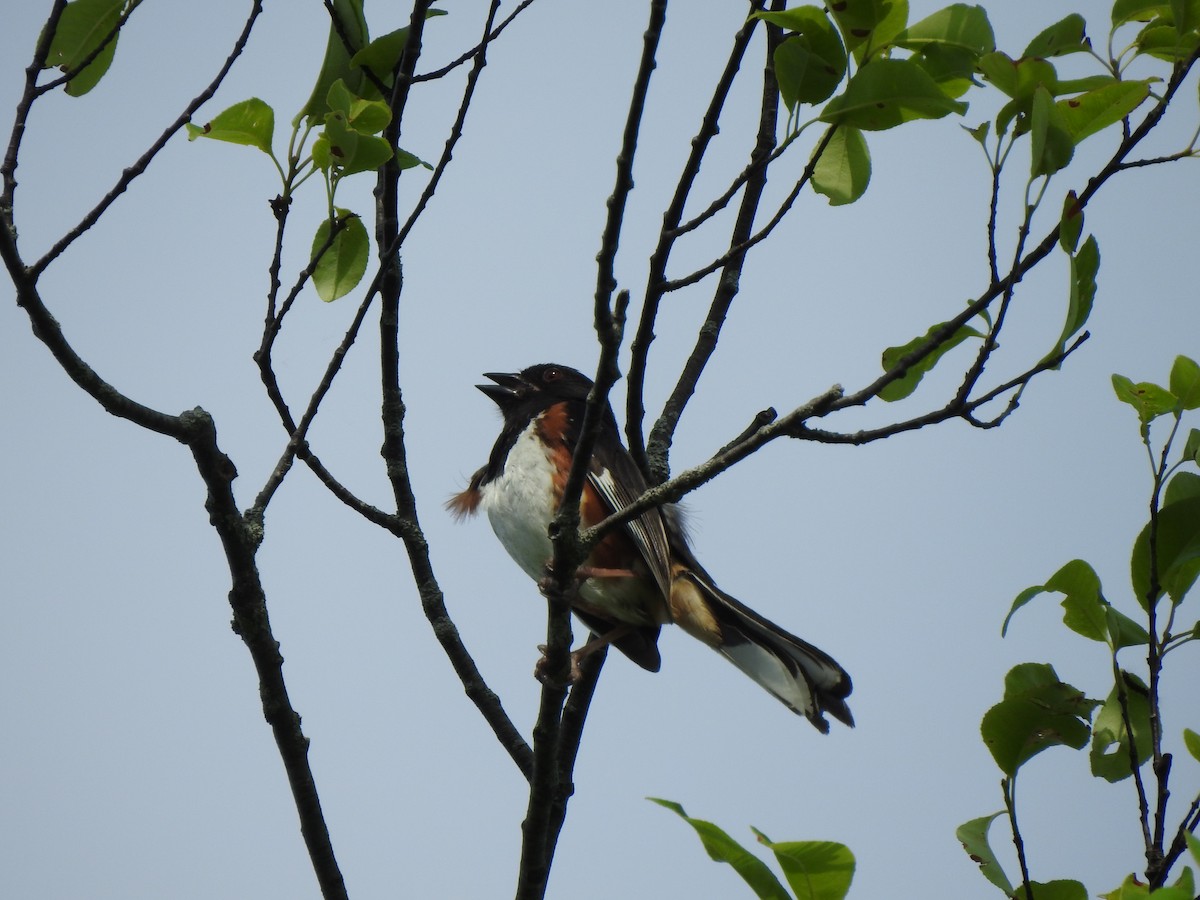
[479,420,559,582]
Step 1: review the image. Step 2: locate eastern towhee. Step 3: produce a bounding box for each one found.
[449,363,852,732]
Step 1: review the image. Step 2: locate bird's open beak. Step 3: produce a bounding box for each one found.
[477,371,527,404]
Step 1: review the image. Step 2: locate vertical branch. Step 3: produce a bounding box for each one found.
[1003,776,1035,900]
[625,7,762,472]
[1,0,68,213]
[183,410,349,900]
[515,3,668,897]
[645,4,782,483]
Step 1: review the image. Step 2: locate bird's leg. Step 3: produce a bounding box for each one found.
[575,565,638,580]
[534,625,632,685]
[538,563,638,597]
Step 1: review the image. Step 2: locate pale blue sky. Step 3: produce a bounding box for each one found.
[2,2,1198,898]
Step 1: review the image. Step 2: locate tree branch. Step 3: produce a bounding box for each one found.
[29,0,264,276]
[645,4,783,484]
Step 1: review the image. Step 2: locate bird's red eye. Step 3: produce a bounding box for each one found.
[543,368,561,383]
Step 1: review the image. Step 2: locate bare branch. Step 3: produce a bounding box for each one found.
[1,0,68,213]
[414,0,539,83]
[29,1,264,277]
[626,4,762,469]
[644,9,783,483]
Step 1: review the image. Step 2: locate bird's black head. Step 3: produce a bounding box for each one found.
[477,363,595,413]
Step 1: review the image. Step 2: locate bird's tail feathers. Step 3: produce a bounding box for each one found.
[672,568,853,732]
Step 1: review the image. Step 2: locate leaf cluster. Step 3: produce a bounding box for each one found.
[961,357,1200,898]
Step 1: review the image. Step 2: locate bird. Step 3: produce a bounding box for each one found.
[448,362,853,732]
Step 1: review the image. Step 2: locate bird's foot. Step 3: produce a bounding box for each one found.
[533,644,582,686]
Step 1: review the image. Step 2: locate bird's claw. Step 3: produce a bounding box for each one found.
[534,644,582,686]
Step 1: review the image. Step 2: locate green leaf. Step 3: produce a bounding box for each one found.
[1182,428,1200,465]
[911,43,981,98]
[1058,191,1083,253]
[1052,560,1108,642]
[955,813,1014,894]
[770,8,848,108]
[1001,559,1147,648]
[395,147,433,170]
[1135,22,1200,60]
[1165,471,1200,506]
[893,3,995,55]
[753,832,856,900]
[1044,234,1098,368]
[1091,673,1152,781]
[321,106,393,177]
[1003,559,1104,639]
[350,26,410,81]
[185,98,275,156]
[981,663,1095,776]
[1058,80,1152,144]
[1188,831,1200,866]
[822,58,967,130]
[1030,85,1075,176]
[774,28,847,109]
[879,320,981,401]
[827,0,910,61]
[1106,606,1151,649]
[1170,355,1200,410]
[1023,14,1089,58]
[1102,871,1194,899]
[311,211,369,302]
[649,799,792,900]
[1184,727,1200,762]
[42,0,126,97]
[1173,0,1200,33]
[348,8,447,81]
[1113,0,1171,27]
[1131,494,1200,608]
[1112,374,1178,425]
[978,52,1058,100]
[1017,881,1088,900]
[812,127,871,204]
[296,0,370,124]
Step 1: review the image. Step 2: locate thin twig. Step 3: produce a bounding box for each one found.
[625,5,762,470]
[30,1,265,276]
[1,0,68,212]
[414,0,538,82]
[645,5,783,483]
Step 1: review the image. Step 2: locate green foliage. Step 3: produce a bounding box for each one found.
[1090,673,1153,781]
[1101,869,1197,899]
[296,0,370,124]
[821,58,968,129]
[351,11,448,84]
[878,320,983,401]
[1044,233,1099,368]
[761,8,847,108]
[811,127,870,204]
[312,79,394,178]
[1023,14,1089,57]
[311,211,369,302]
[181,5,445,304]
[1020,881,1090,900]
[980,663,1097,776]
[966,357,1200,896]
[1004,559,1150,648]
[956,813,1014,894]
[42,0,129,97]
[826,0,909,63]
[185,98,275,156]
[651,799,854,900]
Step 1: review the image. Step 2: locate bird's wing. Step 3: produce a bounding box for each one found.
[586,441,673,602]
